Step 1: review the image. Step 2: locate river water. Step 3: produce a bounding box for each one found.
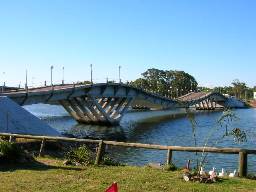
[24,104,256,173]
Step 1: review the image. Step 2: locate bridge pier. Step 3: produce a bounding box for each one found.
[59,96,134,125]
[194,99,217,110]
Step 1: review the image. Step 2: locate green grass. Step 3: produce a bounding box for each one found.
[0,158,256,192]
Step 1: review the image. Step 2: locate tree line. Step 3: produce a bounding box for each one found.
[201,79,256,100]
[128,68,255,100]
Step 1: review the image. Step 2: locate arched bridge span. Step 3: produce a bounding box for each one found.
[1,83,230,125]
[178,92,227,110]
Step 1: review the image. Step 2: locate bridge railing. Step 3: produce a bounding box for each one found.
[0,132,254,177]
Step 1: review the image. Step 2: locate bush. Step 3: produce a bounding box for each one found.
[102,155,122,166]
[162,163,178,171]
[65,145,95,165]
[0,141,23,163]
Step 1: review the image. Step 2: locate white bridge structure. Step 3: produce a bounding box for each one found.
[0,83,244,125]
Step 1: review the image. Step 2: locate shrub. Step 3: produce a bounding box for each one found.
[163,163,178,171]
[0,141,23,163]
[65,145,94,165]
[102,155,122,166]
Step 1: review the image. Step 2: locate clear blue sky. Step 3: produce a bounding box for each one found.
[0,0,255,87]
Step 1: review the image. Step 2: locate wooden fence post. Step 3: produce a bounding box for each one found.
[95,140,105,165]
[239,151,247,177]
[39,138,46,157]
[166,149,173,165]
[9,136,16,143]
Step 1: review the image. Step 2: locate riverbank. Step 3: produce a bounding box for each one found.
[1,157,256,192]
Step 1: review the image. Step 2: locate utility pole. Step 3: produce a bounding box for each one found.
[62,66,65,85]
[118,65,121,83]
[50,65,54,86]
[3,72,5,92]
[2,72,5,92]
[90,64,93,84]
[25,69,28,92]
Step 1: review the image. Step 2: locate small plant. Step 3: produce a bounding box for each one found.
[184,108,247,182]
[65,145,95,165]
[102,155,122,166]
[162,163,178,171]
[199,109,246,168]
[0,141,23,163]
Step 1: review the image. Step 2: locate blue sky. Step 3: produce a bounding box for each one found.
[0,0,255,87]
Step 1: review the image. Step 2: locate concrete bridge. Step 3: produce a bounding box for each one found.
[0,83,236,125]
[177,92,227,110]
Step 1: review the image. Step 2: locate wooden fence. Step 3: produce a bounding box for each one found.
[0,132,255,177]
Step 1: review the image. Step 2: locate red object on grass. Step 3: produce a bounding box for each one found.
[105,182,118,192]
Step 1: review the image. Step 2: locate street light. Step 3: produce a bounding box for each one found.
[90,64,93,84]
[118,65,121,83]
[62,67,65,85]
[50,65,54,86]
[2,72,5,92]
[25,69,28,91]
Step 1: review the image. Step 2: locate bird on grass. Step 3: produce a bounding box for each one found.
[209,167,216,176]
[229,170,237,177]
[199,167,205,175]
[218,168,225,177]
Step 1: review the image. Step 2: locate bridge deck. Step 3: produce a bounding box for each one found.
[0,83,241,125]
[178,92,208,101]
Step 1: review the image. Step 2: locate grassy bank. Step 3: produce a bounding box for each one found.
[0,158,256,192]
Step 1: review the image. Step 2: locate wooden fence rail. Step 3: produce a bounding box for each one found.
[0,132,254,177]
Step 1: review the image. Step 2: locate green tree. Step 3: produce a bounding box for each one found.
[232,79,247,99]
[130,68,198,98]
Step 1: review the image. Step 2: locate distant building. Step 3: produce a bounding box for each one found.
[254,92,256,100]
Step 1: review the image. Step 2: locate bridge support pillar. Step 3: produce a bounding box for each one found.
[59,96,134,125]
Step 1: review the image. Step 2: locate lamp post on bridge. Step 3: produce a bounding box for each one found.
[50,65,54,86]
[2,72,5,93]
[90,64,93,84]
[118,65,121,83]
[62,66,65,85]
[25,69,28,92]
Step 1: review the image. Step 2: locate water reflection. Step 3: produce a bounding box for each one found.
[68,124,127,141]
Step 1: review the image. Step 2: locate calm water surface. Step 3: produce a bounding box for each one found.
[24,104,256,173]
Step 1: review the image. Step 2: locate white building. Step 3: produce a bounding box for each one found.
[254,92,256,100]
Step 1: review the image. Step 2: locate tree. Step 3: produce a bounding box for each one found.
[232,79,247,99]
[130,68,198,98]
